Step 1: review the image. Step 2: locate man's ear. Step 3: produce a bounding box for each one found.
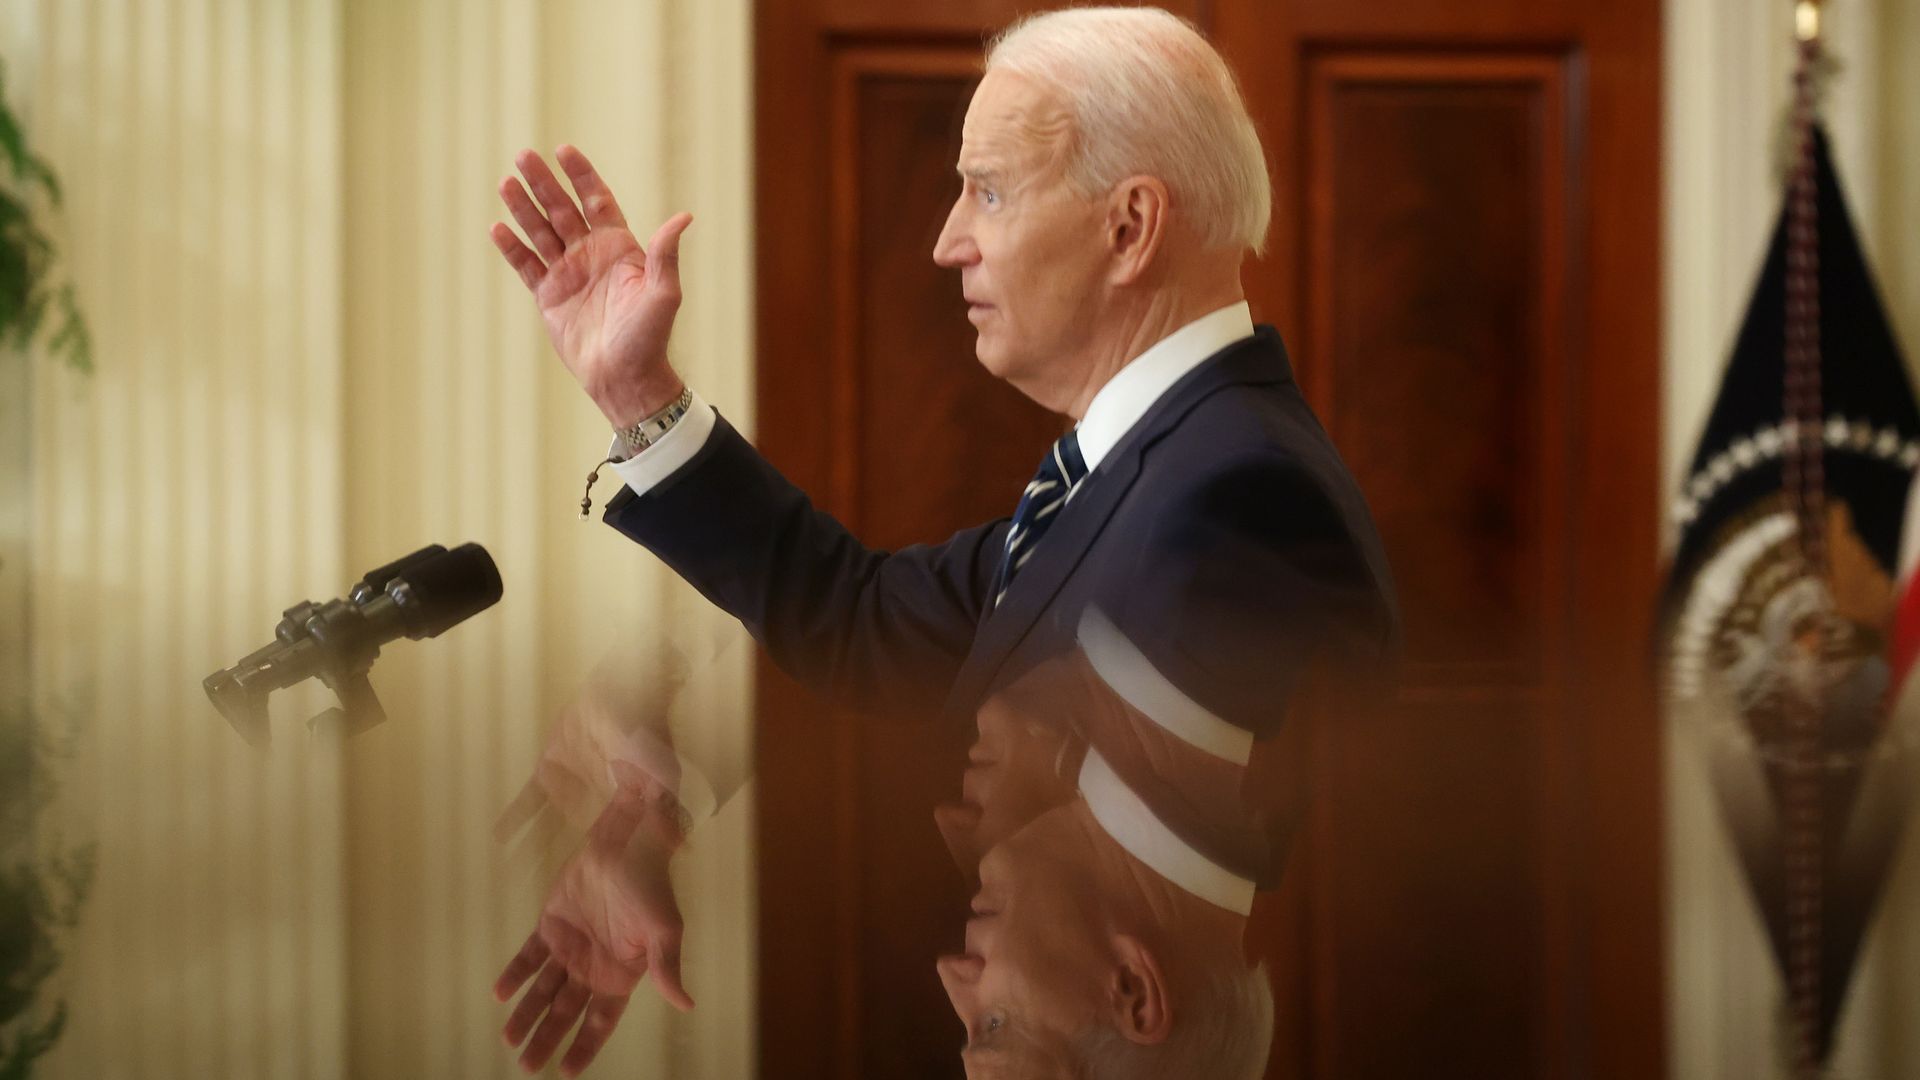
[1104,176,1170,285]
[1106,932,1174,1044]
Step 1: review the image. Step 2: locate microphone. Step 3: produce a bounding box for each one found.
[204,543,503,744]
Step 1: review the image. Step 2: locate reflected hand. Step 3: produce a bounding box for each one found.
[495,783,693,1077]
[490,144,692,427]
[493,654,693,848]
[495,694,620,843]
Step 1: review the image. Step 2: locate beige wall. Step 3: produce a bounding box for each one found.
[1665,0,1920,1077]
[6,0,753,1078]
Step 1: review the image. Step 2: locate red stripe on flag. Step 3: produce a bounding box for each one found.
[1888,572,1920,697]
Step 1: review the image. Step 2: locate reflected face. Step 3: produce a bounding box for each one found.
[932,69,1111,396]
[935,688,1080,880]
[936,801,1111,1076]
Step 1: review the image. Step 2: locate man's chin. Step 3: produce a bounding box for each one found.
[972,340,1021,383]
[972,339,1001,374]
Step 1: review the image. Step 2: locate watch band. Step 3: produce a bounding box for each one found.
[616,387,695,454]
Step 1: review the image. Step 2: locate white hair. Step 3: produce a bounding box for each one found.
[986,6,1272,256]
[1074,961,1276,1079]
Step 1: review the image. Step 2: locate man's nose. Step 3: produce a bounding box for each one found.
[932,200,975,267]
[935,953,985,1023]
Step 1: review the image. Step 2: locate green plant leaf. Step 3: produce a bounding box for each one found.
[0,240,29,341]
[26,155,59,208]
[0,998,67,1079]
[49,284,92,374]
[0,190,26,231]
[0,54,87,376]
[0,696,92,1076]
[12,286,46,345]
[0,96,29,190]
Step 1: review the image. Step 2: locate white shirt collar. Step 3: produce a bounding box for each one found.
[1077,606,1253,765]
[1074,301,1256,473]
[1077,747,1256,915]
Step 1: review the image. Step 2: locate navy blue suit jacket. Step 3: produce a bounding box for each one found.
[603,326,1399,732]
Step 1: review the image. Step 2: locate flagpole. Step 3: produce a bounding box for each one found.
[1782,1,1826,1075]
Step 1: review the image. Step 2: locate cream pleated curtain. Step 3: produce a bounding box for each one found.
[3,1,754,1078]
[1664,0,1920,1076]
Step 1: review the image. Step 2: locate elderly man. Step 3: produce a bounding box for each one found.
[488,5,1397,1074]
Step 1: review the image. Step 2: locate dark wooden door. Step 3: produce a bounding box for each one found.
[752,2,1663,1078]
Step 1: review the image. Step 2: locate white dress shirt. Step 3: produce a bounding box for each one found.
[609,300,1256,498]
[1073,299,1255,474]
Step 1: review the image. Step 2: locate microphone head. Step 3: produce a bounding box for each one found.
[387,542,503,638]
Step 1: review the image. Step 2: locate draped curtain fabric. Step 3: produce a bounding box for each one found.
[3,1,753,1077]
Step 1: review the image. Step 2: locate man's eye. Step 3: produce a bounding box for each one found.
[980,190,999,207]
[985,1013,1005,1033]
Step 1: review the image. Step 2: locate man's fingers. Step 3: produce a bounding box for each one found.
[556,144,630,232]
[493,775,549,846]
[499,176,565,263]
[520,979,592,1073]
[516,149,590,248]
[644,212,694,296]
[494,931,551,1003]
[503,960,568,1048]
[488,222,548,292]
[647,929,695,1012]
[559,995,631,1078]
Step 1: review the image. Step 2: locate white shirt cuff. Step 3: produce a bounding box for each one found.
[604,740,721,834]
[606,390,718,497]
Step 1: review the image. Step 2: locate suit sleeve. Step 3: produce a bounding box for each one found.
[1089,448,1401,740]
[602,412,1007,717]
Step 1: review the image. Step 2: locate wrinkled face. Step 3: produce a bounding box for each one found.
[933,69,1112,395]
[935,690,1080,879]
[936,801,1111,1075]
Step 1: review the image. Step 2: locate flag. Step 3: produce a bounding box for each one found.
[1659,125,1920,1065]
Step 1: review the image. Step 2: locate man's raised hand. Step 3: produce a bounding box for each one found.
[490,145,693,427]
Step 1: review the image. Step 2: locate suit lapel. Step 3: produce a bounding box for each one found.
[942,444,1145,716]
[941,328,1293,718]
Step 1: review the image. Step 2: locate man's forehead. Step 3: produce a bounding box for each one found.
[958,70,1074,169]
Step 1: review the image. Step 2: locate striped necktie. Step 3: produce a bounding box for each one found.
[993,431,1090,608]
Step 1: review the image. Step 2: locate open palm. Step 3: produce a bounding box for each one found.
[495,784,691,1077]
[490,145,692,426]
